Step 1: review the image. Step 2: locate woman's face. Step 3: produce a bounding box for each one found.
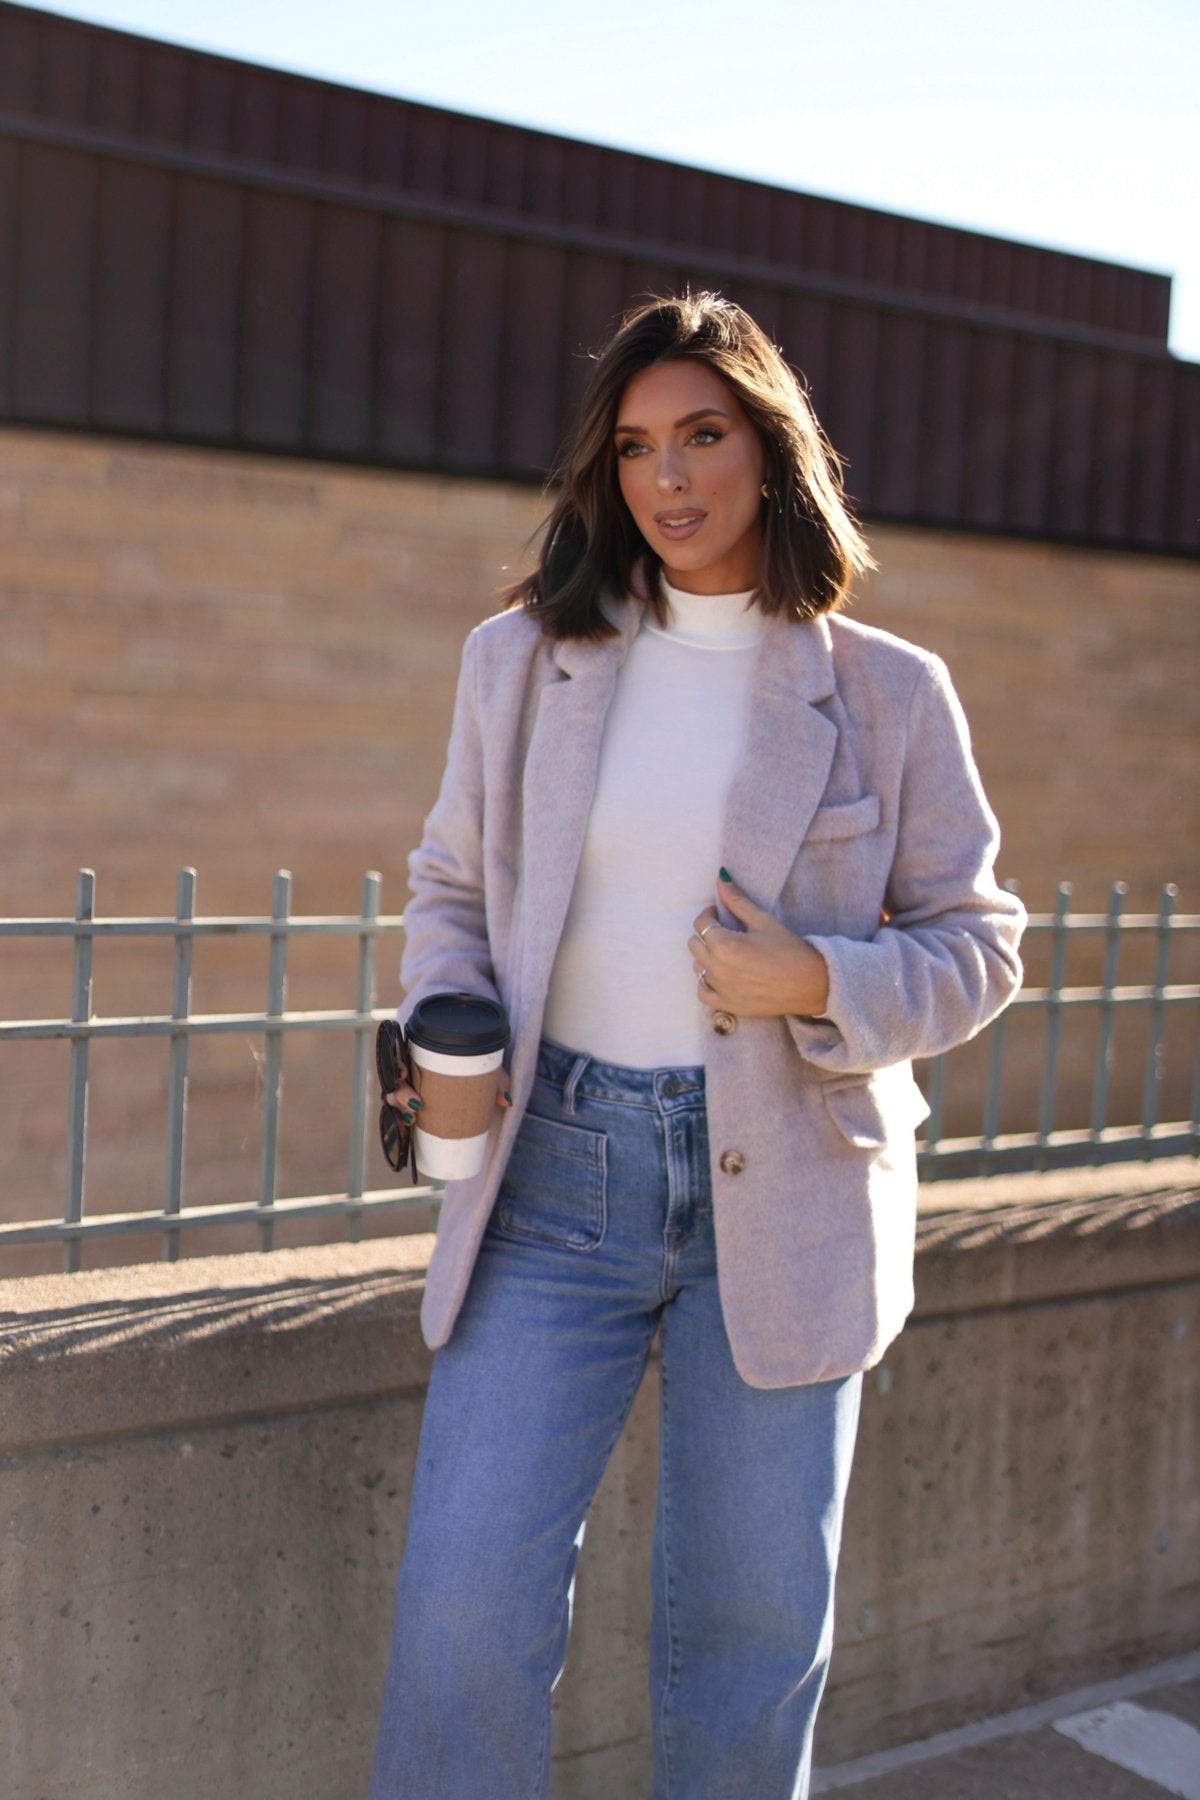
[614,359,767,595]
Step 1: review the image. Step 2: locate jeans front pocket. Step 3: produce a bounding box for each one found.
[490,1110,607,1252]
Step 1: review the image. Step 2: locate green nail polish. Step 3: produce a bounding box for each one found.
[719,866,732,883]
[503,1090,513,1104]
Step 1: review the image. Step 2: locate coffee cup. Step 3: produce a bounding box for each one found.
[405,993,510,1180]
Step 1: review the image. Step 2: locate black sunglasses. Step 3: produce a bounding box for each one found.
[376,1019,416,1177]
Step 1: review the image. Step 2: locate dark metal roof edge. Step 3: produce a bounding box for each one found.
[1,108,1187,368]
[1,0,1176,294]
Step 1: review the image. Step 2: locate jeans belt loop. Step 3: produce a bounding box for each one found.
[562,1052,592,1116]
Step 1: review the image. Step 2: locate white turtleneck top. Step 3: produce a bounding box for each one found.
[542,578,767,1068]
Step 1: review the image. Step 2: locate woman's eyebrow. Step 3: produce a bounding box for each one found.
[614,407,734,435]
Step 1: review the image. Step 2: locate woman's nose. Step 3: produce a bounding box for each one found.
[656,450,687,491]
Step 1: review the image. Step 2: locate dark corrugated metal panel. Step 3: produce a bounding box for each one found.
[1,120,1195,557]
[0,0,1174,346]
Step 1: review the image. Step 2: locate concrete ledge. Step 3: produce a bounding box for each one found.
[5,1162,1195,1454]
[913,1159,1200,1315]
[2,1167,1198,1798]
[0,1236,436,1456]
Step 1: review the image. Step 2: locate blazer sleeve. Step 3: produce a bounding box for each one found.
[397,630,501,1029]
[788,654,1025,1073]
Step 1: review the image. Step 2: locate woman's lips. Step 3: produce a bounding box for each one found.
[655,511,706,539]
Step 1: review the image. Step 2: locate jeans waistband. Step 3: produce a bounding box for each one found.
[535,1037,706,1113]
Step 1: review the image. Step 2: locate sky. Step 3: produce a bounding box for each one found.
[28,0,1200,361]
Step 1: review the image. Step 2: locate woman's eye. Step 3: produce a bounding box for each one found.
[616,440,648,458]
[690,426,722,445]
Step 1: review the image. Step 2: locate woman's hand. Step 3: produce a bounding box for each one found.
[689,873,830,1019]
[384,1076,513,1120]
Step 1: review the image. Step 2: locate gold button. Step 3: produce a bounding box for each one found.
[712,1011,737,1035]
[719,1149,746,1176]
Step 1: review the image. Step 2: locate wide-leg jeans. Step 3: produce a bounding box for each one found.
[368,1039,862,1800]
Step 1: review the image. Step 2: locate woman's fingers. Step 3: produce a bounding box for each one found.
[386,1079,512,1114]
[691,903,720,940]
[390,1065,510,1108]
[691,936,722,1008]
[691,907,725,1006]
[688,910,726,968]
[384,1080,421,1117]
[687,883,830,1016]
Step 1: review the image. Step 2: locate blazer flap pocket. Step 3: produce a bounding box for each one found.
[822,1071,930,1149]
[806,793,881,842]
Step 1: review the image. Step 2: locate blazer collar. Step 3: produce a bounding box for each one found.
[514,598,643,1020]
[548,593,644,679]
[756,605,837,704]
[718,609,839,915]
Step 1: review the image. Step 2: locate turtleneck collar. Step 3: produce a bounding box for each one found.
[647,576,766,650]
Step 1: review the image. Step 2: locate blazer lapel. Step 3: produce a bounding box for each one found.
[720,612,839,914]
[515,601,643,1017]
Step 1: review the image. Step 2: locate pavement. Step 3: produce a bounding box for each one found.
[812,1653,1200,1798]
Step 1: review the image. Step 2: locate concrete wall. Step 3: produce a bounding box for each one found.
[3,1163,1197,1799]
[2,423,1198,1269]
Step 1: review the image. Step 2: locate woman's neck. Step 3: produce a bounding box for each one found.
[653,576,765,649]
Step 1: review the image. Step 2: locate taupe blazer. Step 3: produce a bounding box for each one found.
[398,597,1025,1387]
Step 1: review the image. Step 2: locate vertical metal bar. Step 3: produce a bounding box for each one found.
[1139,883,1176,1149]
[64,869,96,1273]
[1089,881,1127,1150]
[1036,882,1072,1160]
[163,867,196,1261]
[345,871,381,1242]
[923,1054,945,1164]
[979,876,1019,1163]
[980,1012,1007,1153]
[257,870,291,1251]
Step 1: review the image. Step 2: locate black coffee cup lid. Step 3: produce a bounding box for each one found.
[406,992,510,1055]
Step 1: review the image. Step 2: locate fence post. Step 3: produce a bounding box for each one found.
[346,872,382,1242]
[1089,882,1127,1152]
[922,1054,945,1164]
[257,870,291,1251]
[63,868,96,1273]
[163,868,196,1261]
[1036,882,1072,1166]
[978,877,1019,1165]
[1140,884,1177,1149]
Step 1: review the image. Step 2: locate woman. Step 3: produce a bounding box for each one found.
[369,292,1024,1799]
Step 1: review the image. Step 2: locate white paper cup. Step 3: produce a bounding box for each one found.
[410,1042,506,1179]
[405,993,510,1182]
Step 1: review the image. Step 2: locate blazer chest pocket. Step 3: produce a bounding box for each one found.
[805,793,881,843]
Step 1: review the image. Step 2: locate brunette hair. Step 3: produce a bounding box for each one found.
[504,291,875,638]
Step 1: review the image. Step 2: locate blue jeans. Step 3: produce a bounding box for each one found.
[369,1040,862,1800]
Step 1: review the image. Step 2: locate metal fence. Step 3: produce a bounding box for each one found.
[0,868,441,1272]
[919,882,1199,1178]
[0,872,1196,1271]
